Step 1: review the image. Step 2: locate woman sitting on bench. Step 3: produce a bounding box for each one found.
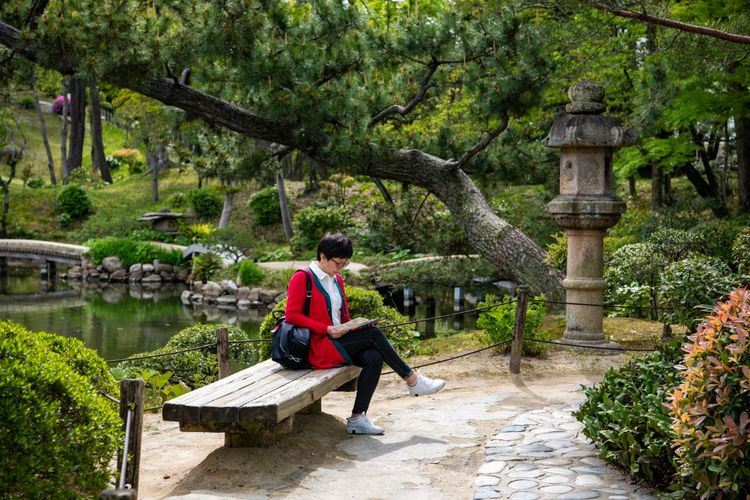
[285,232,445,435]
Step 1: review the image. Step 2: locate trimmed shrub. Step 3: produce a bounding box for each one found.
[238,259,264,286]
[55,184,92,219]
[476,294,550,356]
[186,188,223,219]
[167,191,187,210]
[110,148,146,174]
[191,252,223,283]
[604,243,667,319]
[0,321,120,498]
[659,255,737,331]
[691,218,745,267]
[544,231,567,272]
[291,205,352,251]
[18,95,34,109]
[248,186,281,225]
[87,237,182,268]
[255,285,419,361]
[670,288,750,498]
[574,340,683,488]
[116,323,258,388]
[26,176,45,189]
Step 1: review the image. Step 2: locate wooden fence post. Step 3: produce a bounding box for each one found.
[118,378,144,491]
[217,327,230,379]
[509,285,530,375]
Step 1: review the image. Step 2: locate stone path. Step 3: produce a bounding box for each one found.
[473,403,656,500]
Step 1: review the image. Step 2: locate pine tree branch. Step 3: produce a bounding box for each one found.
[368,58,440,128]
[449,112,509,169]
[590,2,750,45]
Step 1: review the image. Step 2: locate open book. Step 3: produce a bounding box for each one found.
[330,317,384,334]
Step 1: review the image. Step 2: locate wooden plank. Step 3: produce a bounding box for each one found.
[197,369,311,424]
[239,366,360,424]
[163,360,287,421]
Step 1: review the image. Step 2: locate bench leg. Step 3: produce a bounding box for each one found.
[298,399,322,415]
[224,416,295,447]
[335,376,358,392]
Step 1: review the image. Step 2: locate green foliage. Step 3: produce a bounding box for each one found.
[55,184,92,219]
[255,285,419,361]
[87,237,182,268]
[574,340,683,488]
[167,191,187,210]
[110,367,189,410]
[110,147,146,174]
[238,259,264,286]
[691,218,747,267]
[544,231,567,272]
[18,95,34,109]
[0,321,120,498]
[476,294,549,356]
[26,176,44,188]
[186,187,223,219]
[732,229,750,274]
[191,252,223,283]
[670,289,750,498]
[117,323,258,389]
[605,243,666,319]
[355,190,467,255]
[247,186,281,226]
[659,255,737,331]
[130,228,175,243]
[291,205,352,252]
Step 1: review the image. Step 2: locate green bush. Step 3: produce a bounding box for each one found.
[116,323,258,388]
[732,229,750,274]
[670,288,750,498]
[248,186,281,225]
[371,256,502,287]
[167,191,187,210]
[291,205,352,252]
[110,148,145,175]
[55,184,92,219]
[192,252,223,283]
[691,218,746,267]
[26,176,45,189]
[255,285,419,362]
[544,231,567,272]
[0,321,120,498]
[604,243,667,319]
[659,255,737,331]
[87,237,182,268]
[476,294,549,356]
[18,95,34,109]
[238,259,264,286]
[186,187,223,218]
[574,340,683,488]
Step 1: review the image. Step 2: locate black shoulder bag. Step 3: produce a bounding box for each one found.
[271,269,313,369]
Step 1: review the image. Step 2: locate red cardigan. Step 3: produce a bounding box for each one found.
[285,268,352,369]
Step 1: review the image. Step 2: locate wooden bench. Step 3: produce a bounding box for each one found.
[162,360,360,447]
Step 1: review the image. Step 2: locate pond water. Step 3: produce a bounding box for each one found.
[0,269,501,362]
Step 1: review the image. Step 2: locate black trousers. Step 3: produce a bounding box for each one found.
[336,327,413,414]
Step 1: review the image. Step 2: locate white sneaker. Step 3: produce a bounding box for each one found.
[408,373,446,397]
[346,413,384,435]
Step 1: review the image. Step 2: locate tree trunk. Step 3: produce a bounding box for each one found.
[31,67,56,185]
[66,76,86,172]
[651,163,663,210]
[0,163,16,238]
[218,186,234,229]
[146,147,160,202]
[60,78,69,183]
[628,175,636,197]
[372,177,395,207]
[736,111,750,212]
[277,169,294,241]
[89,79,112,183]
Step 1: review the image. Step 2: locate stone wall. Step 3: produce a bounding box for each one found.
[182,279,286,310]
[62,256,189,283]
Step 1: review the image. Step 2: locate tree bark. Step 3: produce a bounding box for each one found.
[0,20,564,300]
[60,77,69,183]
[30,67,56,185]
[276,169,294,241]
[66,76,86,172]
[651,163,663,210]
[89,79,112,183]
[218,185,234,229]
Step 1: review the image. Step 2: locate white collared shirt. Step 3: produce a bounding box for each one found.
[309,261,343,326]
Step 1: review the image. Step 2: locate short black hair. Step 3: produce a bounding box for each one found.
[317,232,353,261]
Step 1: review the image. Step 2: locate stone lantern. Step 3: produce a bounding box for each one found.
[543,80,637,347]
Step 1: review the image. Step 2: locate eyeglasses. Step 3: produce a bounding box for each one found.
[330,258,349,269]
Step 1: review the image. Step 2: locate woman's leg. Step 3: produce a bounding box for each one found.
[350,348,383,414]
[337,327,413,379]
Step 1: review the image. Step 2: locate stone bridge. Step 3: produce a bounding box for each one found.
[0,239,88,279]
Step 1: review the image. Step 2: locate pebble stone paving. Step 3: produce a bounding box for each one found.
[473,403,657,500]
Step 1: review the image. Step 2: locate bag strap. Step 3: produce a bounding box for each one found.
[302,268,312,316]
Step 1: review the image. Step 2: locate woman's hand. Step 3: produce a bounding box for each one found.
[327,325,346,338]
